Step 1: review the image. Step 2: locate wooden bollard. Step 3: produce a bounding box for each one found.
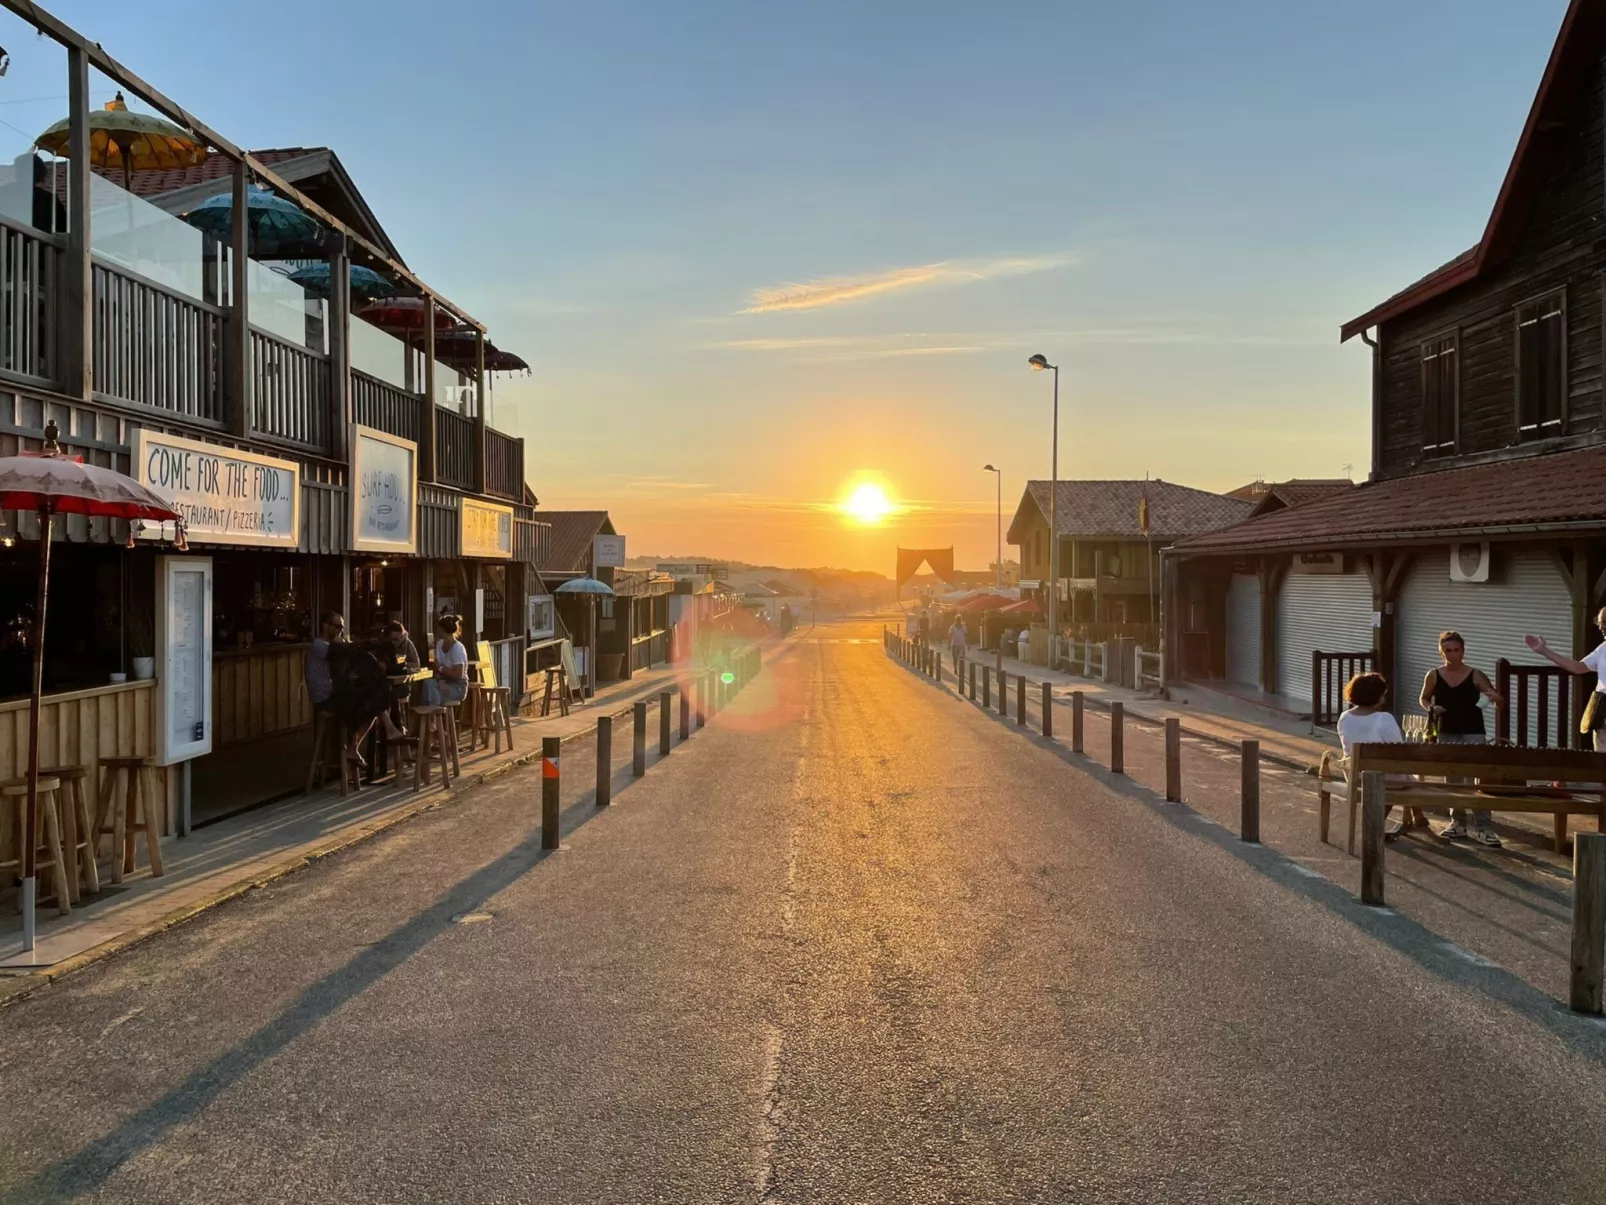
[679,684,691,740]
[596,714,613,806]
[696,675,707,728]
[1164,718,1181,802]
[1110,702,1125,773]
[541,736,561,851]
[1016,674,1025,725]
[982,666,991,709]
[1041,681,1053,738]
[968,661,976,700]
[633,700,648,776]
[935,656,942,685]
[1071,691,1084,753]
[1240,739,1260,840]
[1571,832,1606,1014]
[1360,770,1387,904]
[998,669,1008,715]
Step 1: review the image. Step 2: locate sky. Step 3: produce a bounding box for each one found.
[0,0,1572,572]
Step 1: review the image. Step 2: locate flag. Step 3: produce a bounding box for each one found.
[1138,487,1150,536]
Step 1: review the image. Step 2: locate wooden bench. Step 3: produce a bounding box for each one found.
[1321,743,1606,855]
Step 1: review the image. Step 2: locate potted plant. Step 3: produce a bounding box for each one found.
[128,594,155,681]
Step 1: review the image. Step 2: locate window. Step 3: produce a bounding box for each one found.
[1420,333,1457,457]
[1033,529,1042,569]
[1516,292,1566,436]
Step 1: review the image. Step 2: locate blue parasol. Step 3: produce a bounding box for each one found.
[287,262,395,302]
[555,577,613,697]
[181,186,323,257]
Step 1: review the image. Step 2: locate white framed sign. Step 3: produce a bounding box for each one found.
[461,497,514,559]
[594,533,625,568]
[350,425,417,554]
[155,556,213,766]
[133,430,299,548]
[528,594,555,640]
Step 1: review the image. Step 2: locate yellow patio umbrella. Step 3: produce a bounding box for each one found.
[35,91,209,187]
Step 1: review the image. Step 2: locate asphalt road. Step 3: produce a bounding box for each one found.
[2,617,1604,1203]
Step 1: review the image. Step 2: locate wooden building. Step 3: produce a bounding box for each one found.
[1006,479,1251,644]
[0,2,549,823]
[1165,0,1606,737]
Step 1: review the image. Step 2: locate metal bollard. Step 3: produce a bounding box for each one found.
[1571,832,1606,1014]
[1016,673,1025,725]
[541,735,561,851]
[1165,718,1181,802]
[1071,691,1085,753]
[633,700,647,776]
[1042,681,1053,738]
[596,714,613,805]
[680,684,691,740]
[982,666,991,709]
[1240,739,1260,841]
[660,690,673,755]
[1110,701,1124,774]
[1360,770,1386,905]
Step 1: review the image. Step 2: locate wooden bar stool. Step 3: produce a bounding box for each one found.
[410,706,454,787]
[540,667,571,717]
[471,683,515,755]
[305,711,360,796]
[95,756,164,883]
[38,765,98,901]
[0,775,71,915]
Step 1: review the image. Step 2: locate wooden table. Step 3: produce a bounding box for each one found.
[364,669,433,785]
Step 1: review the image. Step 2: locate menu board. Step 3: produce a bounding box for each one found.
[350,425,417,554]
[156,556,213,766]
[133,430,299,548]
[461,497,514,559]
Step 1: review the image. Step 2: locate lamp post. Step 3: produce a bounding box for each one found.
[1028,354,1059,666]
[982,464,1002,589]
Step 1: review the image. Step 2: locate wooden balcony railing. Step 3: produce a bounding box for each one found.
[93,260,224,424]
[251,327,330,452]
[436,406,475,490]
[352,369,422,443]
[515,517,552,566]
[1495,658,1580,748]
[0,216,58,386]
[1312,649,1374,727]
[485,426,522,500]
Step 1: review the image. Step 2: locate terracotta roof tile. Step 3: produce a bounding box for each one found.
[1019,479,1253,541]
[1175,445,1606,554]
[531,510,614,574]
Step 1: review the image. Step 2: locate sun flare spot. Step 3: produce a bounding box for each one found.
[841,481,895,525]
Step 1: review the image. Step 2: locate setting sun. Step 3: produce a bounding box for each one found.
[841,482,895,525]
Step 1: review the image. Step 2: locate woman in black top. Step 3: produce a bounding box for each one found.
[1419,629,1504,847]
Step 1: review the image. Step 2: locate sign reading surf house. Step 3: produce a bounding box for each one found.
[133,430,299,548]
[351,426,418,554]
[461,497,513,559]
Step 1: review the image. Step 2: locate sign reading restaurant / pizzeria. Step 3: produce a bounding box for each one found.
[461,497,514,559]
[133,429,300,548]
[350,425,418,554]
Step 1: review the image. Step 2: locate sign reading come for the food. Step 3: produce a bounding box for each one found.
[461,497,513,559]
[133,430,299,548]
[351,426,417,554]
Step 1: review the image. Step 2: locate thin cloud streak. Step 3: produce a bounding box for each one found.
[740,255,1070,314]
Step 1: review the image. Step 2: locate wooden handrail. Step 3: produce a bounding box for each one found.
[0,212,64,248]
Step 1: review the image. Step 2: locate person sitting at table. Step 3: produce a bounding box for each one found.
[386,620,421,675]
[329,639,409,763]
[425,613,471,708]
[1335,671,1410,841]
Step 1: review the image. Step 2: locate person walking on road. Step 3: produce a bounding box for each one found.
[1420,630,1504,846]
[948,615,968,674]
[1524,607,1606,749]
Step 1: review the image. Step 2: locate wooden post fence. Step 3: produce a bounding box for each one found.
[1110,701,1124,774]
[1240,739,1259,841]
[1572,832,1606,1014]
[1072,691,1084,754]
[1165,718,1181,802]
[596,714,613,806]
[1041,682,1053,738]
[1360,771,1387,905]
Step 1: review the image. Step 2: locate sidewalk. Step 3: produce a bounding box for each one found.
[0,661,692,987]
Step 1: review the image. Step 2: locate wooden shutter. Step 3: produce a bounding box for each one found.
[1518,294,1565,435]
[1421,335,1456,456]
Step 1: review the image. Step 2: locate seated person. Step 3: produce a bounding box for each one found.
[425,614,471,707]
[1335,671,1410,840]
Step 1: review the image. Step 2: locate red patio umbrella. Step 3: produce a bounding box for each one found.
[357,297,458,333]
[0,421,181,952]
[959,593,1011,613]
[1000,598,1043,616]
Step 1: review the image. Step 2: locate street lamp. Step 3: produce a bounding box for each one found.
[1028,354,1060,666]
[982,464,1002,590]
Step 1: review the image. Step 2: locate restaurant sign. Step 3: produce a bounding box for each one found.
[461,497,514,559]
[350,425,418,554]
[132,430,299,548]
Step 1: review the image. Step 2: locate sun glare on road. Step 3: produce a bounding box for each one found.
[842,482,895,525]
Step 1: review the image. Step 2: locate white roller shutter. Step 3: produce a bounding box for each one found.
[1275,572,1375,702]
[1395,547,1572,741]
[1225,574,1261,688]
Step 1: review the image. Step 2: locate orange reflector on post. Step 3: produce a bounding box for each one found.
[542,757,560,779]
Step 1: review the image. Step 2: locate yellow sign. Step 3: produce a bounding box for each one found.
[461,497,514,559]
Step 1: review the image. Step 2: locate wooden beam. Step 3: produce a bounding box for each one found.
[225,159,250,438]
[1569,540,1593,660]
[60,45,90,402]
[1257,556,1281,696]
[473,331,488,495]
[0,0,486,332]
[328,240,352,463]
[419,297,437,484]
